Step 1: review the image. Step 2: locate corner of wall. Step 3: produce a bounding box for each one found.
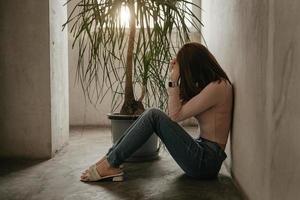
[49,0,70,156]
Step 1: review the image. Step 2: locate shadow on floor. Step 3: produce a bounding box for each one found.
[0,158,45,176]
[0,127,243,200]
[84,159,242,200]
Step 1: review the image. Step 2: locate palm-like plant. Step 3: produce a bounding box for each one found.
[64,0,202,115]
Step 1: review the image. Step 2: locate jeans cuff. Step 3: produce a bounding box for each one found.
[106,151,122,167]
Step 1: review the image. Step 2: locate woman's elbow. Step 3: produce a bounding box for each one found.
[168,113,181,122]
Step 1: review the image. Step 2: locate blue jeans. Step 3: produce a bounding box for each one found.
[106,108,227,179]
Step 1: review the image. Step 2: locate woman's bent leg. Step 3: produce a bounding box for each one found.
[105,111,148,156]
[106,107,204,177]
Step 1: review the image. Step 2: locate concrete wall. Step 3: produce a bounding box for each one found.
[201,0,300,199]
[50,0,69,155]
[0,0,69,159]
[270,1,300,199]
[68,46,112,126]
[0,1,52,158]
[67,0,114,126]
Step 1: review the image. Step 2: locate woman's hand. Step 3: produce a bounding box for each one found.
[169,58,180,82]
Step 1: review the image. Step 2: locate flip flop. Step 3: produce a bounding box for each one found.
[81,164,124,182]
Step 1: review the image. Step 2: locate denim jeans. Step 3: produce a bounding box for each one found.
[106,107,227,179]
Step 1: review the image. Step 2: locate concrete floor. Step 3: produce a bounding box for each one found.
[0,127,243,200]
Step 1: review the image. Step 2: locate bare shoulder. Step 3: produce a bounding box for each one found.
[207,79,232,91]
[205,79,233,103]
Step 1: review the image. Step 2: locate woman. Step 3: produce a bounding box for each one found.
[80,42,233,182]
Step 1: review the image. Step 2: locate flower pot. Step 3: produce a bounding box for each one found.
[107,113,160,162]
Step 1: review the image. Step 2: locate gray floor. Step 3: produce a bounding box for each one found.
[0,127,243,200]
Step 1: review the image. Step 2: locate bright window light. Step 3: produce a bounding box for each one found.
[120,5,130,27]
[117,1,196,29]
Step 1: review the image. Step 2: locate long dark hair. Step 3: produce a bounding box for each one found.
[176,42,231,103]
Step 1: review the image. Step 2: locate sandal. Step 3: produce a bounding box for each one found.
[81,164,124,182]
[97,155,124,169]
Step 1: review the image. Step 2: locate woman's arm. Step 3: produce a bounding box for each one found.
[167,81,224,122]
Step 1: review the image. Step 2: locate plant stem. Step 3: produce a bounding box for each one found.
[138,85,146,102]
[124,1,136,103]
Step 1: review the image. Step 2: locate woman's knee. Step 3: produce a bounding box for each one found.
[145,107,167,119]
[142,108,174,130]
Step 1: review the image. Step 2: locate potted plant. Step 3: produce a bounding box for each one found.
[64,0,202,161]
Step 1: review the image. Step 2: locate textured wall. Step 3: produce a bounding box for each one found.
[270,1,300,199]
[202,0,300,199]
[67,0,114,126]
[0,1,69,158]
[50,0,69,155]
[0,1,52,158]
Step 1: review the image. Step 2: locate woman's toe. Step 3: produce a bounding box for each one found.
[81,169,89,176]
[83,171,88,175]
[80,175,88,181]
[80,171,89,180]
[80,178,87,182]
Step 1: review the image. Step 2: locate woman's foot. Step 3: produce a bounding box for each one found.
[80,156,123,182]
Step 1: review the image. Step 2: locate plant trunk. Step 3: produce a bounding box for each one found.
[120,1,144,115]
